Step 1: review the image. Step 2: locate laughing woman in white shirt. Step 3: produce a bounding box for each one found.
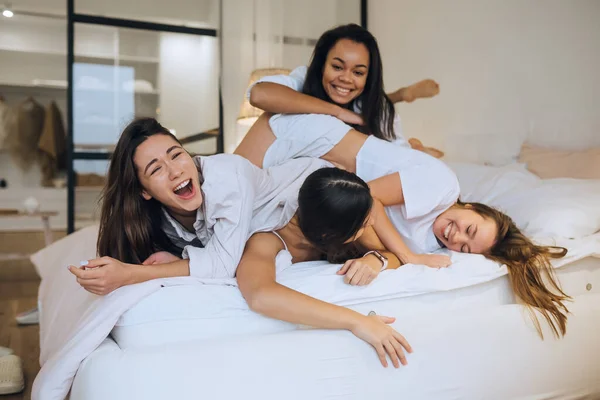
[235,24,571,339]
[68,117,413,368]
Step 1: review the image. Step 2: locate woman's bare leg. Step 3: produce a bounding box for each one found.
[234,113,277,168]
[408,138,445,159]
[388,79,440,103]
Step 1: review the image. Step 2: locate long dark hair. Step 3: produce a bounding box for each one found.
[303,23,395,141]
[297,167,373,263]
[97,118,185,264]
[461,201,570,338]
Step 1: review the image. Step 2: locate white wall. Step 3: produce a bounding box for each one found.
[158,33,219,154]
[370,0,600,164]
[221,0,361,154]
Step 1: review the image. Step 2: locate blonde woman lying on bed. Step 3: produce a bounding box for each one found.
[68,117,412,368]
[235,25,572,338]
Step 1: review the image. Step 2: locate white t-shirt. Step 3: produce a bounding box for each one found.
[357,136,460,253]
[162,154,330,278]
[262,112,460,253]
[250,65,409,148]
[250,66,460,253]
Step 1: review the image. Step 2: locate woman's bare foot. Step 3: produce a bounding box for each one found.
[408,138,445,159]
[402,79,440,102]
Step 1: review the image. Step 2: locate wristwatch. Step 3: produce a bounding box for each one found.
[364,250,388,272]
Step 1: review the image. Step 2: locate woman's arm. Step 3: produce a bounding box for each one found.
[367,173,406,207]
[68,256,190,295]
[250,83,363,125]
[370,198,451,269]
[336,225,401,286]
[237,232,412,368]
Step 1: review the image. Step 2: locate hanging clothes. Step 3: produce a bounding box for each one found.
[38,101,67,186]
[5,97,45,171]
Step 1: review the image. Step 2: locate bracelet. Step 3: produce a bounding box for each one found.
[364,250,388,272]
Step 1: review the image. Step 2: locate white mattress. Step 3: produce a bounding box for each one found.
[112,247,600,350]
[73,293,600,400]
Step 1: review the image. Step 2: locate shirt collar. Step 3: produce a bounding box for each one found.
[162,207,203,242]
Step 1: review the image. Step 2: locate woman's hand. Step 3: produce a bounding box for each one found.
[143,251,181,265]
[406,253,451,269]
[350,314,412,368]
[335,107,364,126]
[337,254,383,286]
[68,256,133,295]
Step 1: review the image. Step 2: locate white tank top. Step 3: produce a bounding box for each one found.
[271,231,293,274]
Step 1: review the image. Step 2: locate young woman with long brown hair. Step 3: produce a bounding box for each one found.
[235,24,570,338]
[68,117,413,368]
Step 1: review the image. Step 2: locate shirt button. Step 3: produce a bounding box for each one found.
[586,283,592,291]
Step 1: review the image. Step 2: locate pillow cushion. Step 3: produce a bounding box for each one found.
[519,143,600,179]
[448,162,600,239]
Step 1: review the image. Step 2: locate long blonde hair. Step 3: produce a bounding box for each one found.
[463,201,570,338]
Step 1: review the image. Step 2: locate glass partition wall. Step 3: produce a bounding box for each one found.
[0,0,366,233]
[67,0,222,232]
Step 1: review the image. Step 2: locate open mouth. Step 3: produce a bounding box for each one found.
[331,84,353,97]
[443,222,453,242]
[173,179,195,199]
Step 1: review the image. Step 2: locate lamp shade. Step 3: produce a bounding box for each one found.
[238,68,291,120]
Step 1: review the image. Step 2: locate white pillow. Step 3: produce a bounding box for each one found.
[31,224,99,280]
[448,162,600,239]
[494,179,600,239]
[448,162,539,203]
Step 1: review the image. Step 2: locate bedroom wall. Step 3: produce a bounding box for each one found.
[221,0,361,154]
[369,0,600,164]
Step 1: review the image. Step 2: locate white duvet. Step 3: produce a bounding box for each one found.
[31,226,600,400]
[31,163,600,400]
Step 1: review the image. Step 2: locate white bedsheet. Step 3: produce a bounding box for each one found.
[31,226,600,400]
[72,294,600,400]
[113,255,600,350]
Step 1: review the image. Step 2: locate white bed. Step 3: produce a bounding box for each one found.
[109,249,600,350]
[31,162,600,400]
[72,293,600,400]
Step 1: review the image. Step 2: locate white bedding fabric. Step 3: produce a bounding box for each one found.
[31,163,600,399]
[449,162,600,238]
[112,255,600,350]
[72,294,600,400]
[31,225,600,399]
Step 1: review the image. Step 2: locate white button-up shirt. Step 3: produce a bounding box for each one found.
[161,154,329,279]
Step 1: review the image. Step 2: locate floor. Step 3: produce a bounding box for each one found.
[0,280,40,400]
[0,230,65,399]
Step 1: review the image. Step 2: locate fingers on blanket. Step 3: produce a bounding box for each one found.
[394,331,413,354]
[375,330,409,368]
[390,339,408,366]
[375,344,389,368]
[384,341,401,368]
[337,260,353,275]
[343,262,377,286]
